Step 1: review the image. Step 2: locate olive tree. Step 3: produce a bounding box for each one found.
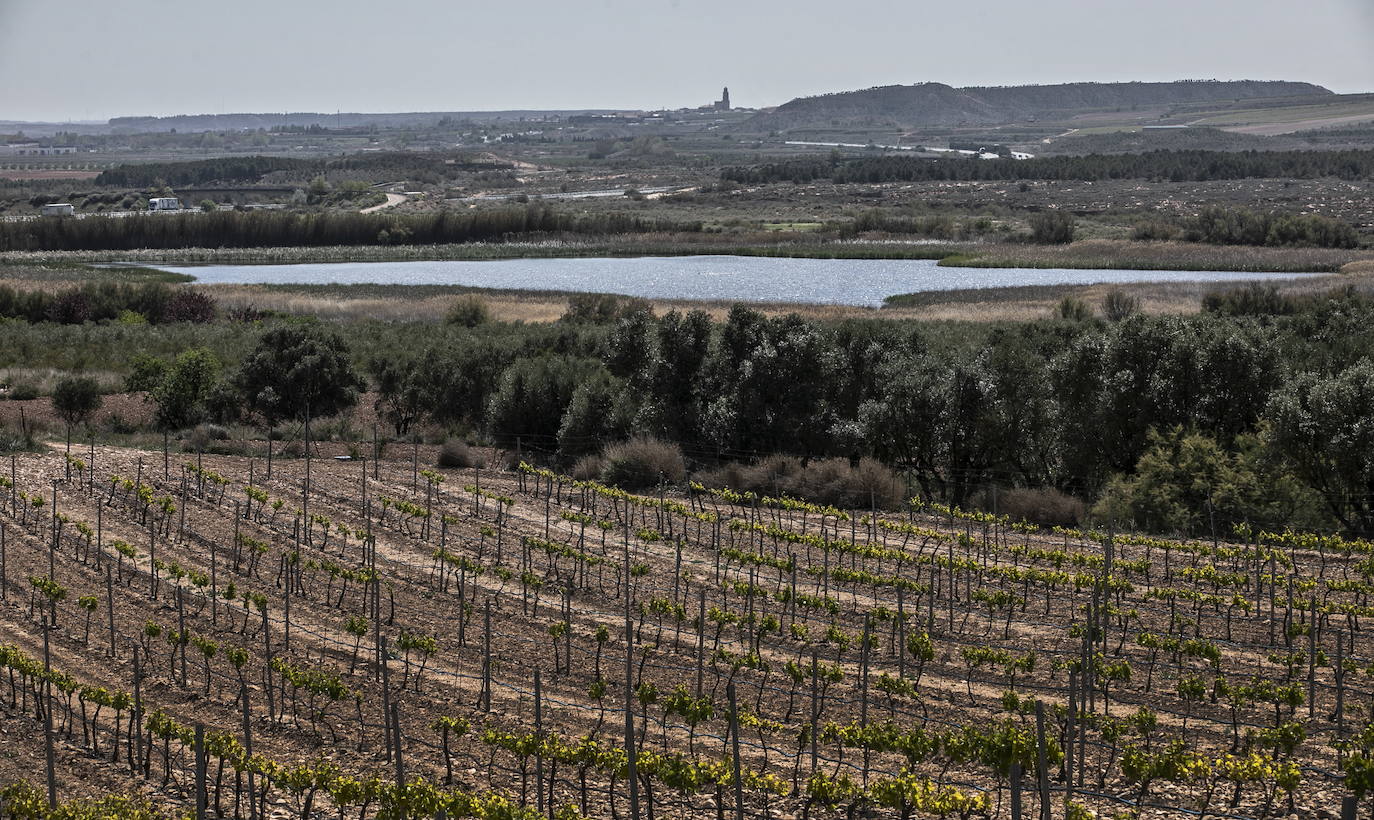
[52,375,102,461]
[235,324,362,468]
[1264,358,1374,535]
[151,348,222,431]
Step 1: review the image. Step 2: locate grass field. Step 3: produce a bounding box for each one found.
[1188,98,1374,128]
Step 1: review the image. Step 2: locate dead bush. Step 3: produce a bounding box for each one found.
[437,440,484,469]
[694,455,905,511]
[571,454,604,481]
[693,461,746,491]
[996,487,1086,527]
[599,437,686,491]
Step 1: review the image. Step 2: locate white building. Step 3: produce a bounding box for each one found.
[0,143,77,156]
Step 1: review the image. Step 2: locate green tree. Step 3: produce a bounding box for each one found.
[125,354,169,393]
[307,175,330,202]
[151,348,221,431]
[1091,427,1328,536]
[369,352,428,436]
[1264,358,1374,534]
[235,325,362,428]
[557,370,629,456]
[52,375,102,456]
[486,355,599,444]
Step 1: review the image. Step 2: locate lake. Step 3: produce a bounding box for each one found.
[161,256,1320,308]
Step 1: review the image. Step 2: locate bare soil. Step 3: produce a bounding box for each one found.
[0,442,1360,818]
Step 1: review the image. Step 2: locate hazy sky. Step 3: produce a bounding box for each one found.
[2,0,1372,122]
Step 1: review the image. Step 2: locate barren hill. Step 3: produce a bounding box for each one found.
[743,79,1331,132]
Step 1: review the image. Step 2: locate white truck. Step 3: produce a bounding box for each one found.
[148,197,182,211]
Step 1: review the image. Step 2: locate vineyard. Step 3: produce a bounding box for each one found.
[0,442,1371,819]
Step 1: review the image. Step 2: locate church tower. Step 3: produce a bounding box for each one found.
[716,87,731,111]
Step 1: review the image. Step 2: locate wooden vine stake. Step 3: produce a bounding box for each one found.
[535,669,544,815]
[481,600,492,712]
[105,564,116,657]
[240,678,257,820]
[1009,761,1023,820]
[727,682,744,820]
[42,615,57,809]
[623,602,641,820]
[132,647,144,778]
[1034,700,1050,820]
[194,723,207,820]
[1335,629,1346,749]
[1341,795,1358,820]
[380,635,393,761]
[1308,594,1317,720]
[1065,669,1076,809]
[391,702,405,788]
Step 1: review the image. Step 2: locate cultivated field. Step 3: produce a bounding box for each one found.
[0,441,1367,818]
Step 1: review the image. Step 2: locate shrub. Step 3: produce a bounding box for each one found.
[571,454,603,481]
[184,427,213,452]
[599,437,686,490]
[1130,220,1179,241]
[994,487,1085,527]
[162,290,217,323]
[446,295,490,327]
[102,412,139,435]
[200,423,230,440]
[695,455,904,510]
[6,382,38,401]
[437,440,484,469]
[1056,296,1093,321]
[1184,205,1359,248]
[0,422,36,453]
[1028,211,1075,244]
[46,290,91,324]
[1102,289,1140,322]
[1201,283,1296,317]
[561,294,653,324]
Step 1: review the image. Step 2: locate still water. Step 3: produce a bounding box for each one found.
[163,256,1319,308]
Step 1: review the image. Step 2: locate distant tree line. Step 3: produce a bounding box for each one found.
[93,152,516,188]
[0,205,696,252]
[722,148,1374,185]
[94,156,312,187]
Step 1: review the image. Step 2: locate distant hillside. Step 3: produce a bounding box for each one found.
[1037,126,1297,156]
[743,80,1331,132]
